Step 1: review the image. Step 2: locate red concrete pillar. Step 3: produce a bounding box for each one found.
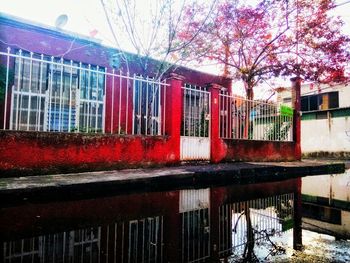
[166,73,184,162]
[291,77,302,160]
[209,84,227,163]
[210,187,228,261]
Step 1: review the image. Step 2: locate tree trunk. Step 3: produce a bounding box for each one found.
[243,82,254,139]
[223,42,230,78]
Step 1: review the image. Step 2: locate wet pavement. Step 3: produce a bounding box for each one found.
[0,160,349,262]
[0,160,344,202]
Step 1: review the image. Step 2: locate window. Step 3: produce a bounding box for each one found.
[328,92,339,109]
[11,51,105,132]
[133,77,162,135]
[300,91,339,112]
[128,216,163,263]
[283,97,291,103]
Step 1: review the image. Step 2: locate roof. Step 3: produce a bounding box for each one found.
[0,12,103,46]
[0,12,231,84]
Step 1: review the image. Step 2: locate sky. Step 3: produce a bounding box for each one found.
[1,0,350,99]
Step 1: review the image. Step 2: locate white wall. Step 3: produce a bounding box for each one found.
[301,116,350,153]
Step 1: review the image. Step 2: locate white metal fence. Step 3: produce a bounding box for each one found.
[0,48,168,135]
[219,92,294,141]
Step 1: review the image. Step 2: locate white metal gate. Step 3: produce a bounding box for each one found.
[180,85,210,161]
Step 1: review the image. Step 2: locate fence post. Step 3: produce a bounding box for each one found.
[293,177,303,250]
[209,83,226,163]
[166,73,184,162]
[291,77,302,160]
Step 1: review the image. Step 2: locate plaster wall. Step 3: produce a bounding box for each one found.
[301,117,350,153]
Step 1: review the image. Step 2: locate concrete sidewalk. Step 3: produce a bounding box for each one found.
[0,160,345,206]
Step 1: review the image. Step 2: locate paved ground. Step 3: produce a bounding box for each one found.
[0,160,344,205]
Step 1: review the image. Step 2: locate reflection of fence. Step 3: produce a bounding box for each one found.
[2,216,163,263]
[3,227,101,263]
[219,92,293,141]
[0,48,168,135]
[219,193,294,259]
[181,208,210,263]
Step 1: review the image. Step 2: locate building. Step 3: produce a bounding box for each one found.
[0,13,301,176]
[277,81,350,158]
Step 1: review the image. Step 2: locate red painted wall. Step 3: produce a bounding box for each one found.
[222,139,298,162]
[0,130,178,176]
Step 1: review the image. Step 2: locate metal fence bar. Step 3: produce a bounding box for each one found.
[0,49,169,136]
[181,85,210,138]
[219,93,294,141]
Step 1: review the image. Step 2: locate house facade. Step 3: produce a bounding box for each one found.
[0,13,301,176]
[277,81,350,158]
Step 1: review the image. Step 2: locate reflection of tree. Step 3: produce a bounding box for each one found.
[231,208,258,262]
[230,207,287,262]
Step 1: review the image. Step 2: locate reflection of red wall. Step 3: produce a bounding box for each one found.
[222,178,299,201]
[0,189,181,262]
[0,178,301,262]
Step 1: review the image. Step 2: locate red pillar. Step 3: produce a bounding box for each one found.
[293,177,303,250]
[209,84,227,163]
[166,73,184,162]
[291,77,302,160]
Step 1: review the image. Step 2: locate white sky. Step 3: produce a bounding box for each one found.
[1,0,350,99]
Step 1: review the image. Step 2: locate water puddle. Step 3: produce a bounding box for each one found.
[0,173,349,262]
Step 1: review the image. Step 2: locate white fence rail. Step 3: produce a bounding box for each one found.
[0,48,168,135]
[219,92,293,141]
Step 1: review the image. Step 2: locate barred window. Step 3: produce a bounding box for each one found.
[133,76,162,135]
[11,51,105,132]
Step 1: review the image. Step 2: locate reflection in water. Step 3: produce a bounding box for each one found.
[0,179,301,262]
[302,169,350,240]
[219,193,294,261]
[4,227,102,263]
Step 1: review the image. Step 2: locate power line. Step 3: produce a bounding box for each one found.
[334,0,350,8]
